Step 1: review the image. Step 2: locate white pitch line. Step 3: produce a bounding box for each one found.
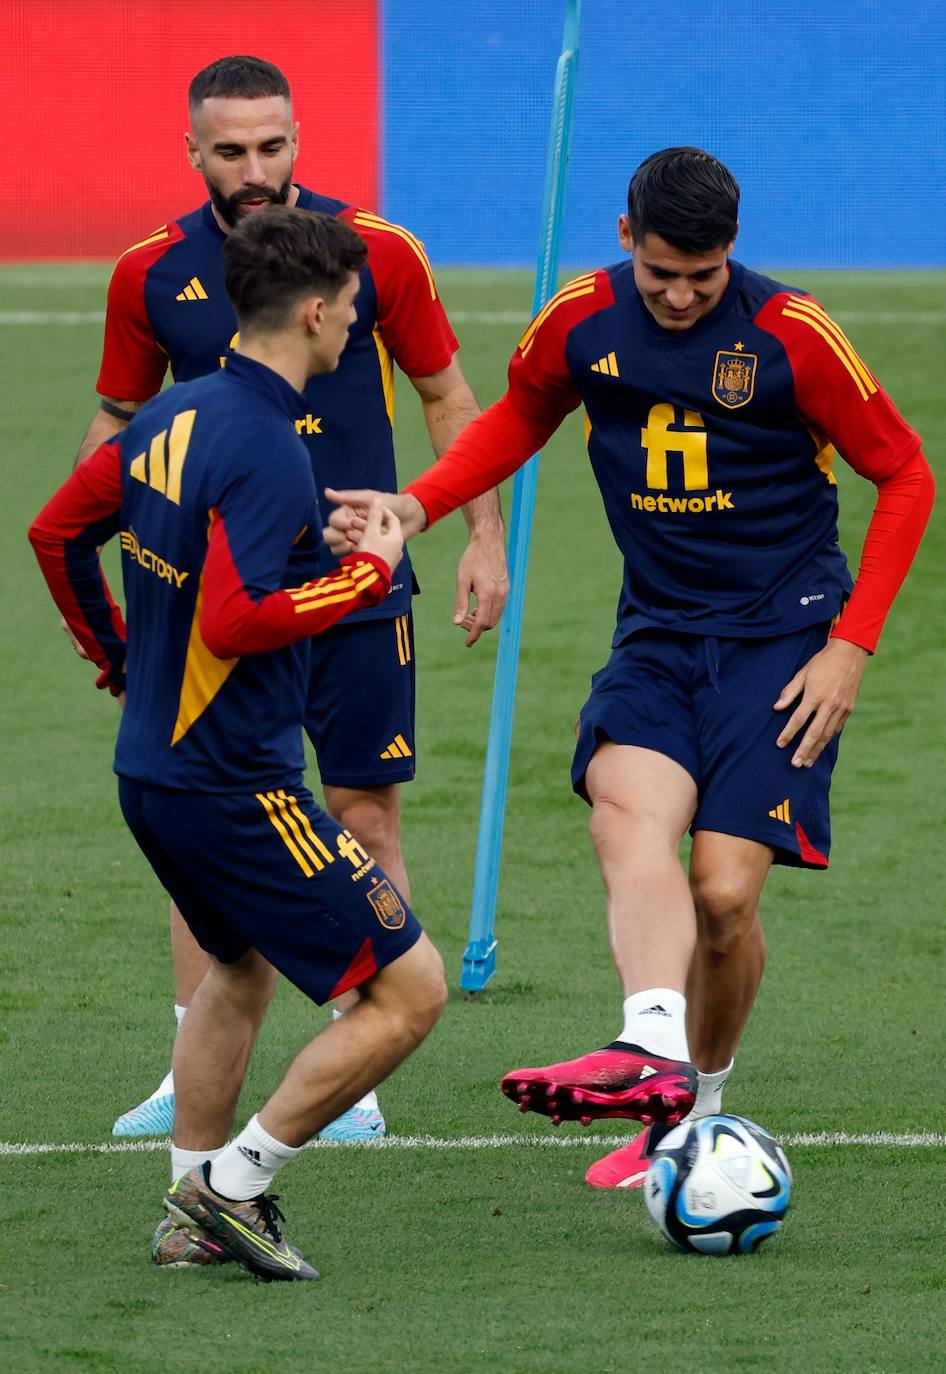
[0,310,105,325]
[1,309,945,328]
[4,1130,946,1158]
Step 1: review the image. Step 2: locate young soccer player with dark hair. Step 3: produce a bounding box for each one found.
[30,207,448,1281]
[67,54,506,1145]
[326,146,935,1189]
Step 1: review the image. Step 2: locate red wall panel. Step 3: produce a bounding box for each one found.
[0,1,379,259]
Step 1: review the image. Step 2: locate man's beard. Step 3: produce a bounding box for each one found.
[206,175,293,227]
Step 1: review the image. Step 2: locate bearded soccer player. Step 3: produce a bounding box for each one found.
[70,55,505,1142]
[326,148,935,1188]
[31,207,448,1280]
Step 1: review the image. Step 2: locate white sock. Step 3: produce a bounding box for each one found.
[171,1144,224,1184]
[619,989,689,1061]
[209,1115,303,1201]
[174,1003,187,1029]
[147,1069,175,1104]
[684,1061,734,1122]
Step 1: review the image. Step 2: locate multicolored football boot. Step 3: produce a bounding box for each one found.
[112,1091,175,1138]
[318,1100,386,1143]
[150,1215,228,1268]
[164,1164,318,1282]
[501,1042,696,1125]
[585,1122,676,1189]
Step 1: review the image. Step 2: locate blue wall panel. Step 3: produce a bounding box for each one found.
[383,1,946,268]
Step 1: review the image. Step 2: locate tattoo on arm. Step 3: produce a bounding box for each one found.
[99,398,138,424]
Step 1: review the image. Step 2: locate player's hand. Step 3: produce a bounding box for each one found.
[774,637,868,768]
[61,614,91,660]
[358,500,405,572]
[326,487,428,548]
[453,530,509,647]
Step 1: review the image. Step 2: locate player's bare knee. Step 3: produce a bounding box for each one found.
[333,790,400,865]
[405,941,448,1036]
[206,950,278,1015]
[588,796,674,863]
[691,874,764,956]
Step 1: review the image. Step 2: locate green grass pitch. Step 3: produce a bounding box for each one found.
[1,265,945,1372]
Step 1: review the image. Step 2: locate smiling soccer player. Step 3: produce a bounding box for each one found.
[325,146,935,1186]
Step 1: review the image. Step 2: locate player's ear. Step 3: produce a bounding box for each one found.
[618,214,634,253]
[728,222,739,251]
[185,131,202,173]
[302,296,325,336]
[290,120,300,162]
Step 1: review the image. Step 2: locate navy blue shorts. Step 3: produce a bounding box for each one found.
[118,778,423,1002]
[305,613,416,789]
[572,624,840,869]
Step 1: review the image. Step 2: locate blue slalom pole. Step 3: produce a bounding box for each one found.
[460,0,581,994]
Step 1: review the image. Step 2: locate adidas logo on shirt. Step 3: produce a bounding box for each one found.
[176,276,208,301]
[590,351,619,377]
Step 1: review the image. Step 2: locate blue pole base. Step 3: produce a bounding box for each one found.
[459,936,498,994]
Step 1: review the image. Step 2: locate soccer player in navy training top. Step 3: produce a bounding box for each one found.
[31,206,448,1280]
[65,55,505,1143]
[327,148,935,1189]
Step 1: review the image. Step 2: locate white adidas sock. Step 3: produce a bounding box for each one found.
[209,1115,303,1201]
[683,1061,734,1121]
[619,989,690,1061]
[171,1144,224,1184]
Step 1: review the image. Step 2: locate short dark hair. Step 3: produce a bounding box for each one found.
[189,55,291,110]
[627,147,739,254]
[224,207,367,333]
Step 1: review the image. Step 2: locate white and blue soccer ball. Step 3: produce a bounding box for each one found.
[644,1114,792,1256]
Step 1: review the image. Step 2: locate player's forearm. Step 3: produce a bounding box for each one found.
[831,450,935,653]
[421,382,504,536]
[29,448,126,686]
[73,399,142,469]
[201,544,392,659]
[406,393,555,528]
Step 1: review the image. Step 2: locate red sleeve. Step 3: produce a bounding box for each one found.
[830,449,935,652]
[28,440,127,692]
[199,509,392,657]
[405,272,608,524]
[96,225,182,401]
[340,208,459,378]
[755,291,922,480]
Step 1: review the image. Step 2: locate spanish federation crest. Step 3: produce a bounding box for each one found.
[366,878,406,930]
[713,349,758,409]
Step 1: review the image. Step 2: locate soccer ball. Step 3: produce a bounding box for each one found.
[644,1114,791,1255]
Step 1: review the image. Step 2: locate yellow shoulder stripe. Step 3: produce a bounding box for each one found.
[784,296,876,388]
[782,296,877,400]
[352,211,437,300]
[519,276,597,357]
[115,225,171,264]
